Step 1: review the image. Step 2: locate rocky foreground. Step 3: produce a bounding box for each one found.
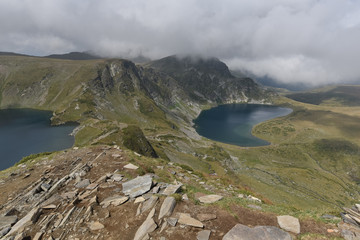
[0,146,355,239]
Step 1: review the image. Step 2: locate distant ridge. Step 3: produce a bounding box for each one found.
[0,52,30,57]
[44,52,102,60]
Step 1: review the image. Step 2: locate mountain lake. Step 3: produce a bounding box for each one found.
[194,104,292,147]
[0,109,77,170]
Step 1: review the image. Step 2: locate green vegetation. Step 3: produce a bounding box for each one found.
[122,125,158,158]
[16,152,53,166]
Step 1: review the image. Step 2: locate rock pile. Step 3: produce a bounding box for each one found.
[339,203,360,240]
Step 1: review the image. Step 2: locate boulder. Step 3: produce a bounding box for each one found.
[223,224,292,240]
[122,175,152,198]
[158,197,177,219]
[198,194,223,204]
[277,215,300,234]
[178,213,203,228]
[134,218,157,240]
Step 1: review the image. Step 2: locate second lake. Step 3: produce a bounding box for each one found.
[193,104,292,147]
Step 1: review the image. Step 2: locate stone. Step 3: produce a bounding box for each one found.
[162,184,182,195]
[182,194,189,201]
[89,221,104,231]
[197,230,211,240]
[33,231,44,240]
[6,207,42,236]
[178,213,203,228]
[167,217,178,227]
[146,208,156,221]
[248,204,262,210]
[61,191,77,199]
[277,215,300,234]
[159,197,177,219]
[112,174,123,182]
[223,224,292,240]
[247,195,262,203]
[75,179,91,189]
[198,194,223,204]
[59,206,76,227]
[197,213,217,222]
[135,196,146,204]
[0,227,10,238]
[41,183,51,191]
[42,204,57,210]
[124,163,139,170]
[122,175,152,198]
[355,204,360,212]
[0,215,18,229]
[100,196,129,207]
[86,183,98,190]
[134,218,157,240]
[139,196,159,215]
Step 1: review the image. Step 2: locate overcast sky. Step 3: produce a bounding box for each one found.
[1,0,360,85]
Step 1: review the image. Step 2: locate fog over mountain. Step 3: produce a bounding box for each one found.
[1,0,360,86]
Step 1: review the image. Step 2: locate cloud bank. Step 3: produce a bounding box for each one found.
[1,0,360,85]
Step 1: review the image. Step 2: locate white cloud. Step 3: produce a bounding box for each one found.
[0,0,360,85]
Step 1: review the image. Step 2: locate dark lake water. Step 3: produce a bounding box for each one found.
[0,109,77,170]
[194,104,292,147]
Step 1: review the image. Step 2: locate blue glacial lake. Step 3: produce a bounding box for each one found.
[194,104,292,147]
[0,109,77,170]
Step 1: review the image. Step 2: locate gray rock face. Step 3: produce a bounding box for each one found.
[134,218,157,240]
[158,197,177,219]
[277,215,300,234]
[122,175,152,198]
[223,224,292,240]
[75,179,91,189]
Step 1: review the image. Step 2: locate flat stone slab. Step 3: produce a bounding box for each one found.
[198,194,223,204]
[0,216,17,229]
[86,183,98,190]
[139,196,159,215]
[42,204,57,210]
[223,224,292,240]
[197,230,211,240]
[159,197,176,219]
[6,207,42,236]
[277,215,300,234]
[75,179,91,189]
[162,184,182,195]
[112,174,123,182]
[100,195,129,207]
[178,213,203,228]
[122,175,152,198]
[134,218,157,240]
[124,163,139,170]
[89,221,104,231]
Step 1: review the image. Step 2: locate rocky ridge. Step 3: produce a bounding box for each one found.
[0,146,345,240]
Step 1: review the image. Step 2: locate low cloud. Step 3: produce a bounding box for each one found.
[1,0,360,85]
